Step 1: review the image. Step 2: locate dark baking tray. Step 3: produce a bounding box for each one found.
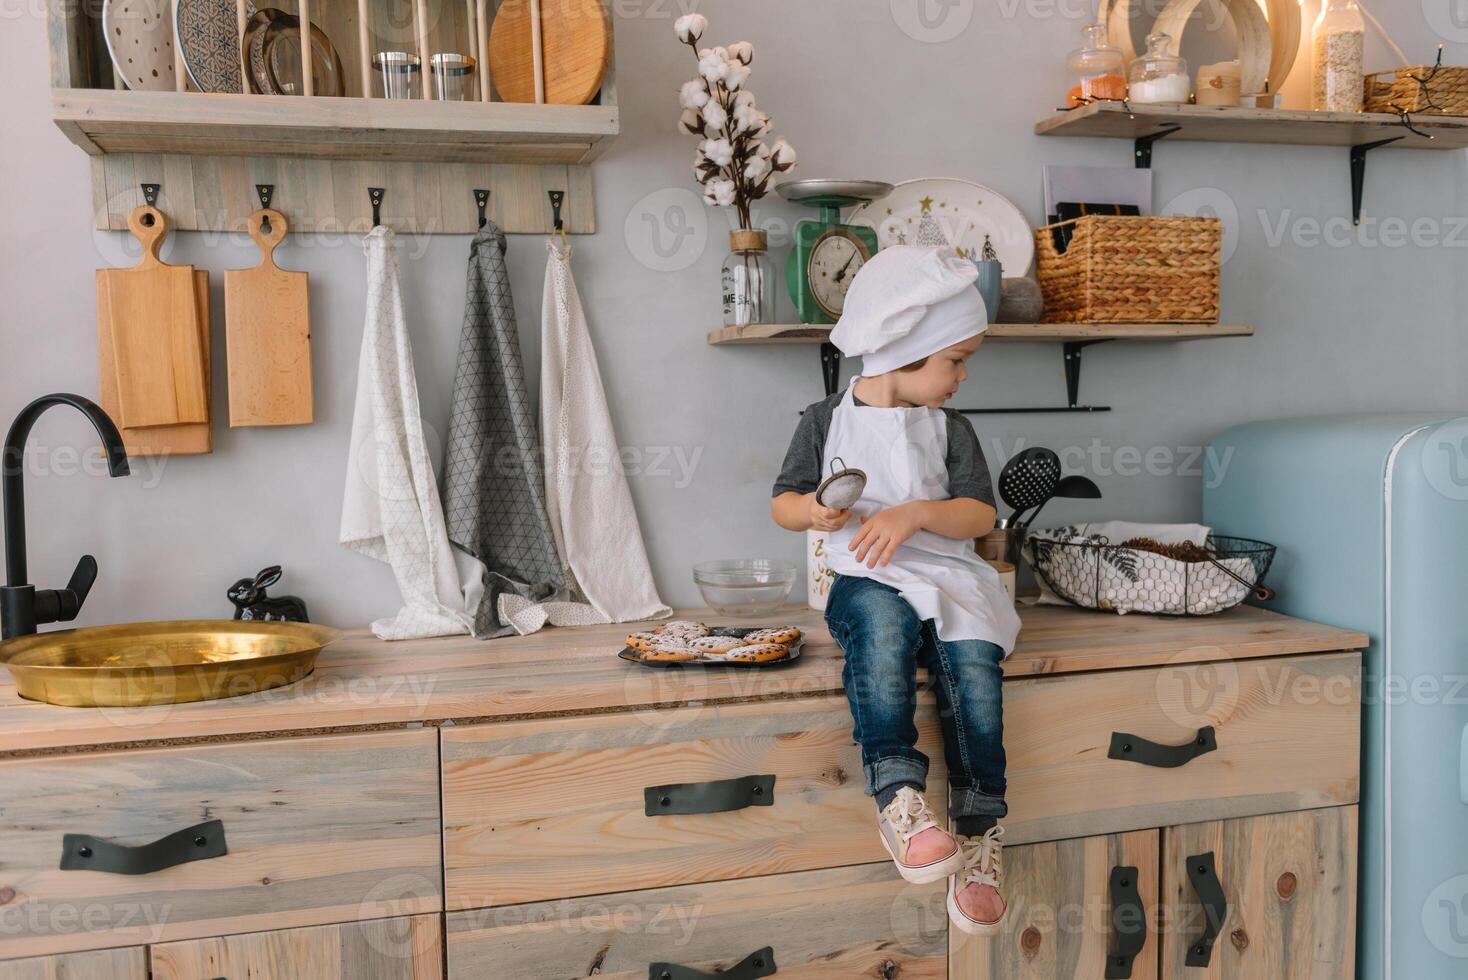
[618,625,805,669]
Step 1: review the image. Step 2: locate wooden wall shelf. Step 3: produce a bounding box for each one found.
[708,322,1255,346]
[54,89,619,165]
[1035,102,1468,150]
[46,0,618,235]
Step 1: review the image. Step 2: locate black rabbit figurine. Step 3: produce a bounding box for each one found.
[227,566,310,622]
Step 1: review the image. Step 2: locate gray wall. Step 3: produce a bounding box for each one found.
[1,1,1463,628]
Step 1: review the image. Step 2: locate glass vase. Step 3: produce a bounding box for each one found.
[721,230,775,327]
[1312,0,1365,112]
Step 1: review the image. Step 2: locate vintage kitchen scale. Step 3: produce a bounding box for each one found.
[778,180,892,324]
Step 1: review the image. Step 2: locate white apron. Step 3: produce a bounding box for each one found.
[822,378,1021,655]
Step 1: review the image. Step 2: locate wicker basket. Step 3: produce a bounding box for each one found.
[1034,215,1221,324]
[1364,65,1468,116]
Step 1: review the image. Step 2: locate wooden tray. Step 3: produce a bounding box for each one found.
[618,626,805,669]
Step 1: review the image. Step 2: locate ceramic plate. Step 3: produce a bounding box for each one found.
[103,0,178,91]
[177,0,255,93]
[849,178,1035,277]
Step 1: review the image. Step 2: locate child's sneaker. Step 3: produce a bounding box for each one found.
[876,787,965,884]
[947,825,1007,935]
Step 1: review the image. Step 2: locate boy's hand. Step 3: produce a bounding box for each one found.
[849,502,925,567]
[808,494,852,532]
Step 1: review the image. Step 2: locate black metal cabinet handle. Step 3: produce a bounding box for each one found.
[1108,726,1216,768]
[59,819,227,875]
[1106,865,1145,979]
[1184,851,1228,967]
[644,775,775,816]
[650,946,776,979]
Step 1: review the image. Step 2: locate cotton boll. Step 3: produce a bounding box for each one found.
[724,62,751,91]
[732,90,756,110]
[674,13,707,43]
[744,154,771,181]
[750,139,772,159]
[732,103,761,135]
[771,139,797,169]
[702,100,728,131]
[703,178,736,207]
[699,138,734,167]
[679,109,704,135]
[698,49,729,85]
[728,41,754,65]
[679,80,709,110]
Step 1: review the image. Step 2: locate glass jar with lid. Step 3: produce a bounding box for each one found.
[1066,23,1126,106]
[1128,32,1191,104]
[1312,0,1365,112]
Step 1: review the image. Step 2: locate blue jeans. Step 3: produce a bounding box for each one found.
[824,573,1007,823]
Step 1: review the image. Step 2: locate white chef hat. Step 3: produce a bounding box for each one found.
[829,245,988,377]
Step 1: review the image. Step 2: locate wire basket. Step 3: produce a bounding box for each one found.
[1024,531,1276,616]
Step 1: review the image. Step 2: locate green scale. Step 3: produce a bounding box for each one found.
[777,180,892,324]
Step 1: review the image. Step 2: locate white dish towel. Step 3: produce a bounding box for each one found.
[496,241,672,634]
[340,227,473,640]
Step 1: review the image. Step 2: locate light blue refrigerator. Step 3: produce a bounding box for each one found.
[1204,414,1468,980]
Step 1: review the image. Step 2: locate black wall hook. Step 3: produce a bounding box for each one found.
[475,188,490,229]
[548,189,565,232]
[256,184,275,210]
[369,187,385,227]
[140,183,160,207]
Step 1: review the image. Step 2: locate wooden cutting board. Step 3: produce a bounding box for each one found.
[98,269,213,457]
[224,208,313,427]
[489,0,611,105]
[99,204,209,428]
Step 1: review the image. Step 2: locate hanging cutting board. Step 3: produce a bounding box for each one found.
[489,0,611,105]
[98,269,213,457]
[99,204,209,428]
[224,208,313,427]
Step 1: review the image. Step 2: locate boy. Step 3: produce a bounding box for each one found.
[771,246,1020,934]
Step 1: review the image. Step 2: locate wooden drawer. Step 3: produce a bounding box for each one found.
[150,915,442,980]
[1003,652,1360,845]
[441,697,946,908]
[0,947,145,979]
[1161,806,1357,978]
[0,729,441,959]
[950,830,1161,980]
[446,861,947,978]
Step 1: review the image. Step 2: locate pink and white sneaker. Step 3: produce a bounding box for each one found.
[948,825,1007,935]
[876,787,965,884]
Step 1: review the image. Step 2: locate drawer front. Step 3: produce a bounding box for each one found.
[0,947,145,979]
[1160,805,1357,978]
[1004,652,1360,845]
[150,914,442,980]
[447,861,947,978]
[0,729,441,959]
[442,697,947,908]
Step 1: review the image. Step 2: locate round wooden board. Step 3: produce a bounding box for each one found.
[488,0,611,105]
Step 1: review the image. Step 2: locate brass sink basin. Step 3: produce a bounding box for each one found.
[0,620,341,707]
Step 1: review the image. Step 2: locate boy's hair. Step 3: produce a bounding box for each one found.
[897,356,928,372]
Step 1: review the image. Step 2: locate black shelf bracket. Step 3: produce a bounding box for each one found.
[820,341,842,397]
[1134,125,1181,168]
[1349,136,1404,225]
[957,340,1113,414]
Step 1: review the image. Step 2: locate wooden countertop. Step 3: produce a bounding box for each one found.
[0,604,1366,756]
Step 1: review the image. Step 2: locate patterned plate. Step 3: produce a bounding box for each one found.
[103,0,178,91]
[177,0,256,93]
[849,178,1035,277]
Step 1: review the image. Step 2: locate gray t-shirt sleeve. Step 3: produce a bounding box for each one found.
[772,398,833,497]
[944,410,995,506]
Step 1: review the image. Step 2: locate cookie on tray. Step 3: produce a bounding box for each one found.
[625,630,664,652]
[744,626,801,646]
[688,635,744,655]
[655,619,710,639]
[724,643,790,663]
[642,647,700,662]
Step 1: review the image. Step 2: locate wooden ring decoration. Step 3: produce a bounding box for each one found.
[1100,0,1280,96]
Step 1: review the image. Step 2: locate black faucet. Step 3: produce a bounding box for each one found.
[1,394,130,639]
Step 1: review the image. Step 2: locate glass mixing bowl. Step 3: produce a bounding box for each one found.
[692,559,798,617]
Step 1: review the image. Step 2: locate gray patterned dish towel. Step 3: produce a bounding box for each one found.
[441,222,565,638]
